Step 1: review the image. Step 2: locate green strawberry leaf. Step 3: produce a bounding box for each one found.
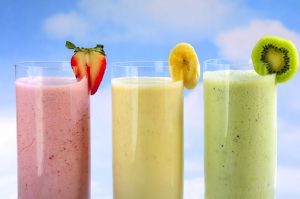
[66,41,77,49]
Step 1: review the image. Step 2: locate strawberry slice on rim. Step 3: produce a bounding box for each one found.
[66,41,106,95]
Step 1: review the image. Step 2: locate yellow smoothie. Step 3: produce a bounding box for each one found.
[112,77,183,199]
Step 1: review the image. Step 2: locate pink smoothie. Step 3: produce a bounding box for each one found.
[16,77,90,199]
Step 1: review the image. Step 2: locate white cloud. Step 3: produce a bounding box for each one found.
[185,159,203,174]
[0,175,17,199]
[44,0,250,43]
[0,115,17,199]
[44,12,89,40]
[184,177,204,199]
[277,166,300,195]
[277,116,300,162]
[215,20,300,61]
[91,180,111,199]
[278,70,300,111]
[184,84,203,130]
[90,84,111,153]
[90,85,113,197]
[0,116,17,171]
[78,0,232,30]
[184,84,204,149]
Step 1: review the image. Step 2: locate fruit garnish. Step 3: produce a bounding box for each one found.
[251,36,299,83]
[168,42,200,89]
[66,41,106,95]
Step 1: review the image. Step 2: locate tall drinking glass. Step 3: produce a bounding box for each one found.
[203,59,277,199]
[111,61,184,199]
[15,62,90,199]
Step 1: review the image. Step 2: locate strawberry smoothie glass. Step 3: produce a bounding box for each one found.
[15,62,90,199]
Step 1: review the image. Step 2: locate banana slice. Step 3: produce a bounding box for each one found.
[168,42,200,89]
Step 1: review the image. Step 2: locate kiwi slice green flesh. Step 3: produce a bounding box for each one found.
[252,36,299,83]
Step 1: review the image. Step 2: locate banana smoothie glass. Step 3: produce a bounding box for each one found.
[111,61,184,199]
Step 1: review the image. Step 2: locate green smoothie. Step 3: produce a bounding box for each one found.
[204,70,277,199]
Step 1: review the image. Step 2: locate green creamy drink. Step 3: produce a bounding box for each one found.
[204,70,277,199]
[112,77,183,199]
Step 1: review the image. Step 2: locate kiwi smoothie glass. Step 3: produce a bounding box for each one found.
[111,61,184,199]
[204,59,277,199]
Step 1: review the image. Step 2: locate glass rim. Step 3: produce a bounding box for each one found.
[203,58,271,72]
[15,61,71,69]
[203,58,254,67]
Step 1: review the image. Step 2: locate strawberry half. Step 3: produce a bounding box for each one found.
[70,51,87,79]
[66,41,106,95]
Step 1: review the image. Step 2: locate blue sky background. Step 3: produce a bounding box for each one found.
[1,0,300,198]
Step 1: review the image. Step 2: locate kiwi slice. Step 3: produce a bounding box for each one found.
[251,36,299,83]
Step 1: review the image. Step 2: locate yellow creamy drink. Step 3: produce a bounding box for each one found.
[112,77,183,199]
